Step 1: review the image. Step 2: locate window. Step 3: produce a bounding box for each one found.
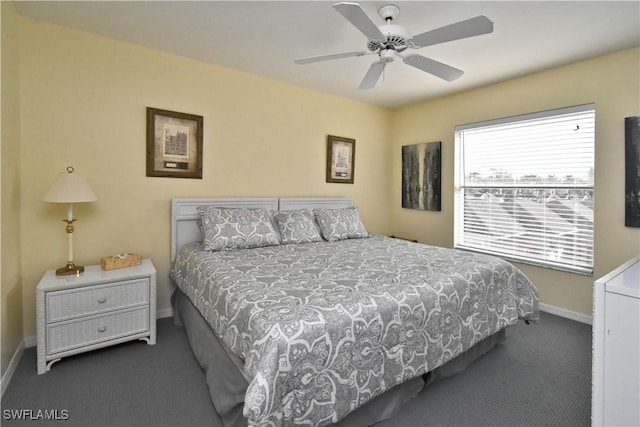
[454,104,595,274]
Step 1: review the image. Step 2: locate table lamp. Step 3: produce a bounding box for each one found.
[42,166,97,275]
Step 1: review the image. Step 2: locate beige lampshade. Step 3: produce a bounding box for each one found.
[42,167,97,203]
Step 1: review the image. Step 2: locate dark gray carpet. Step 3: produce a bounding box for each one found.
[1,312,591,426]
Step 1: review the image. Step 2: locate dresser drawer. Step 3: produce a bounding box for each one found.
[46,307,150,355]
[46,278,149,323]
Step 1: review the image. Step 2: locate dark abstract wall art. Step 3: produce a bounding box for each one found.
[625,116,640,227]
[402,141,441,211]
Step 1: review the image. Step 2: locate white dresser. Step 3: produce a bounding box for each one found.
[592,256,639,426]
[36,259,156,374]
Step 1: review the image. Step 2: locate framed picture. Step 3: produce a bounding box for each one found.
[625,116,640,227]
[326,135,355,184]
[146,107,203,179]
[402,141,441,211]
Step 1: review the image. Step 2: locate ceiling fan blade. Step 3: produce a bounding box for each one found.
[411,15,494,48]
[294,50,370,65]
[359,61,385,90]
[403,54,464,81]
[333,2,385,41]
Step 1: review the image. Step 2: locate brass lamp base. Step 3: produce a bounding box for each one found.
[56,262,85,276]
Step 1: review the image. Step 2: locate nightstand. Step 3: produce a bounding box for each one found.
[36,259,156,374]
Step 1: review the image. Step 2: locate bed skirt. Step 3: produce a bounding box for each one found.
[172,289,506,427]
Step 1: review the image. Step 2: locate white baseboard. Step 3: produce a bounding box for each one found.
[24,335,36,348]
[1,340,25,398]
[539,302,592,325]
[157,307,174,319]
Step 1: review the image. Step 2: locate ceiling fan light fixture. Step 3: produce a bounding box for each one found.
[380,48,395,63]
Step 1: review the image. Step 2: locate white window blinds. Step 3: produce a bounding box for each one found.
[454,104,595,274]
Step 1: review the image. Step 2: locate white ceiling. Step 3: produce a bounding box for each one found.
[13,1,640,108]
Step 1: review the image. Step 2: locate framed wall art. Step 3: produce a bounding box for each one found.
[625,116,640,227]
[402,141,441,211]
[146,107,203,179]
[326,135,355,184]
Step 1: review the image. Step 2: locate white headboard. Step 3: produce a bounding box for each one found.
[278,197,352,211]
[171,197,352,260]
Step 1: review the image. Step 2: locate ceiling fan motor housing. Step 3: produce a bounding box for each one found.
[367,24,410,53]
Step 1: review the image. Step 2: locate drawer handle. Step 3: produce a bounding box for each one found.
[97,297,107,304]
[97,326,107,333]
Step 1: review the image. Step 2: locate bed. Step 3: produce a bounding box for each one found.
[169,197,539,427]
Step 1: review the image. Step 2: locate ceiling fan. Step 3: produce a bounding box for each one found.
[294,2,494,90]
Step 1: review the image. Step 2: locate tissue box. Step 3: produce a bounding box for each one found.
[100,253,142,271]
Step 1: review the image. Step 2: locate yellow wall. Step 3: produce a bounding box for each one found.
[1,0,24,378]
[391,48,640,316]
[17,17,393,338]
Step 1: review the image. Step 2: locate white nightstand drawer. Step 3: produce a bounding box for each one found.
[46,307,150,355]
[46,278,149,323]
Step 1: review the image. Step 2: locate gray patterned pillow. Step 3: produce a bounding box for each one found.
[275,209,323,245]
[313,206,369,242]
[267,209,283,243]
[197,206,281,251]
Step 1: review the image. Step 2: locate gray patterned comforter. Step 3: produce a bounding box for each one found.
[170,235,539,427]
